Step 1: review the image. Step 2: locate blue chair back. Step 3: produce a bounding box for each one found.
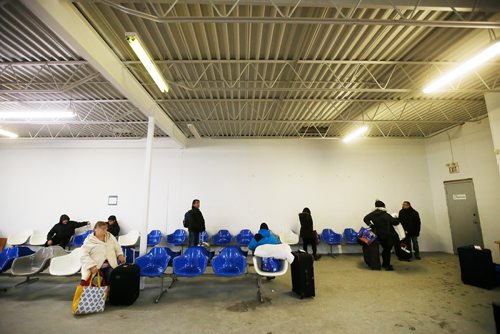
[0,246,35,272]
[236,229,254,246]
[260,257,282,272]
[212,229,233,246]
[343,228,359,244]
[166,229,187,245]
[321,229,342,245]
[165,247,181,266]
[135,247,170,277]
[173,246,209,277]
[199,231,209,243]
[72,230,92,247]
[147,230,163,247]
[212,247,247,277]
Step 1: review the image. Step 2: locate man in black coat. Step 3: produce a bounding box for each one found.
[399,201,422,260]
[363,200,399,271]
[45,214,89,248]
[299,208,320,260]
[184,199,206,247]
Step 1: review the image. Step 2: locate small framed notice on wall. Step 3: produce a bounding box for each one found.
[108,195,118,206]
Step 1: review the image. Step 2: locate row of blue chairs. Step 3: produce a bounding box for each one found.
[134,246,248,303]
[145,229,255,247]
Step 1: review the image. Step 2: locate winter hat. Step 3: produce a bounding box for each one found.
[260,222,269,230]
[375,200,385,208]
[302,207,311,214]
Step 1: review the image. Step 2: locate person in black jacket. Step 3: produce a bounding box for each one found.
[45,214,89,248]
[184,199,206,247]
[97,215,120,238]
[299,208,320,260]
[399,201,422,260]
[363,200,399,271]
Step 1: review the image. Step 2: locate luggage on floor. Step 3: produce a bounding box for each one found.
[362,240,381,270]
[290,251,315,299]
[395,239,412,261]
[109,264,140,305]
[72,272,108,315]
[457,245,496,290]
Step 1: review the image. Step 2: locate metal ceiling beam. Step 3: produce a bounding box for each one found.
[124,60,500,65]
[0,61,88,66]
[22,0,187,147]
[177,119,472,125]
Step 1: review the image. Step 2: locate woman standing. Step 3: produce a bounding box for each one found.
[299,208,320,260]
[80,222,126,283]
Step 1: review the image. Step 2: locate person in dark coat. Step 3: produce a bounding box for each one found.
[299,208,320,260]
[45,214,89,248]
[184,199,206,247]
[399,201,422,260]
[363,200,399,271]
[97,215,120,238]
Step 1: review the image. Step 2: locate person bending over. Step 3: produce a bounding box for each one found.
[363,200,399,271]
[399,201,422,260]
[184,199,206,247]
[80,221,125,283]
[45,214,89,248]
[299,207,320,260]
[96,215,120,238]
[248,223,281,252]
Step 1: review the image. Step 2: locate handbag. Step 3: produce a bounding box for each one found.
[392,223,406,241]
[357,227,377,245]
[72,271,108,315]
[312,230,320,245]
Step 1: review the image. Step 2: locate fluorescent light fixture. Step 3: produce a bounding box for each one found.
[0,111,76,119]
[343,125,368,143]
[423,40,500,94]
[0,128,18,138]
[126,32,169,93]
[187,123,202,139]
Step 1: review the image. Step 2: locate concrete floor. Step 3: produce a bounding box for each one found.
[0,252,498,334]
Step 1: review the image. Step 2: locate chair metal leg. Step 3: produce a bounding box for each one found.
[15,276,39,287]
[256,276,264,303]
[154,276,167,304]
[168,274,177,289]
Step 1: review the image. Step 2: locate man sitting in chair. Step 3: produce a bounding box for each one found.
[248,223,280,252]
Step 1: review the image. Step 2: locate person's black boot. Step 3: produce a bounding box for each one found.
[385,265,394,271]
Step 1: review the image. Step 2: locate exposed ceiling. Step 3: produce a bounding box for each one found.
[1,0,500,140]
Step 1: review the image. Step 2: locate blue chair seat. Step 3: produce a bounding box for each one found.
[147,230,163,247]
[72,230,92,247]
[343,228,359,244]
[236,229,254,247]
[135,247,170,277]
[212,247,247,277]
[212,230,233,246]
[166,229,187,246]
[321,229,342,245]
[173,247,209,277]
[0,247,35,272]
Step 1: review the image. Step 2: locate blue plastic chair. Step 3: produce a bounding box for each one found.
[135,247,170,303]
[200,231,209,243]
[321,229,342,256]
[165,248,181,266]
[72,230,92,247]
[343,228,359,244]
[166,229,187,246]
[235,229,254,247]
[0,247,35,272]
[212,247,247,277]
[173,247,209,277]
[260,257,282,273]
[122,246,139,263]
[212,230,233,246]
[147,230,163,247]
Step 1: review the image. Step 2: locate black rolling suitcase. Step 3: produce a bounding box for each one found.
[395,238,412,261]
[457,245,496,290]
[109,264,140,305]
[291,251,315,299]
[363,241,381,270]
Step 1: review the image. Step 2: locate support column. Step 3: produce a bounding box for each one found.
[140,117,155,257]
[484,93,500,174]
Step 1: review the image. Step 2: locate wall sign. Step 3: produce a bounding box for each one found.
[452,194,467,200]
[108,195,118,206]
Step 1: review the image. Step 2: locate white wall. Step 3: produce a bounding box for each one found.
[425,119,500,262]
[0,137,441,252]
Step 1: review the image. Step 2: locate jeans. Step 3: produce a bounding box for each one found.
[379,237,394,268]
[100,266,113,284]
[302,237,317,255]
[408,235,420,256]
[188,231,200,247]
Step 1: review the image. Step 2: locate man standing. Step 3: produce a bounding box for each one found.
[363,200,399,271]
[45,214,89,248]
[184,199,206,247]
[399,201,422,260]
